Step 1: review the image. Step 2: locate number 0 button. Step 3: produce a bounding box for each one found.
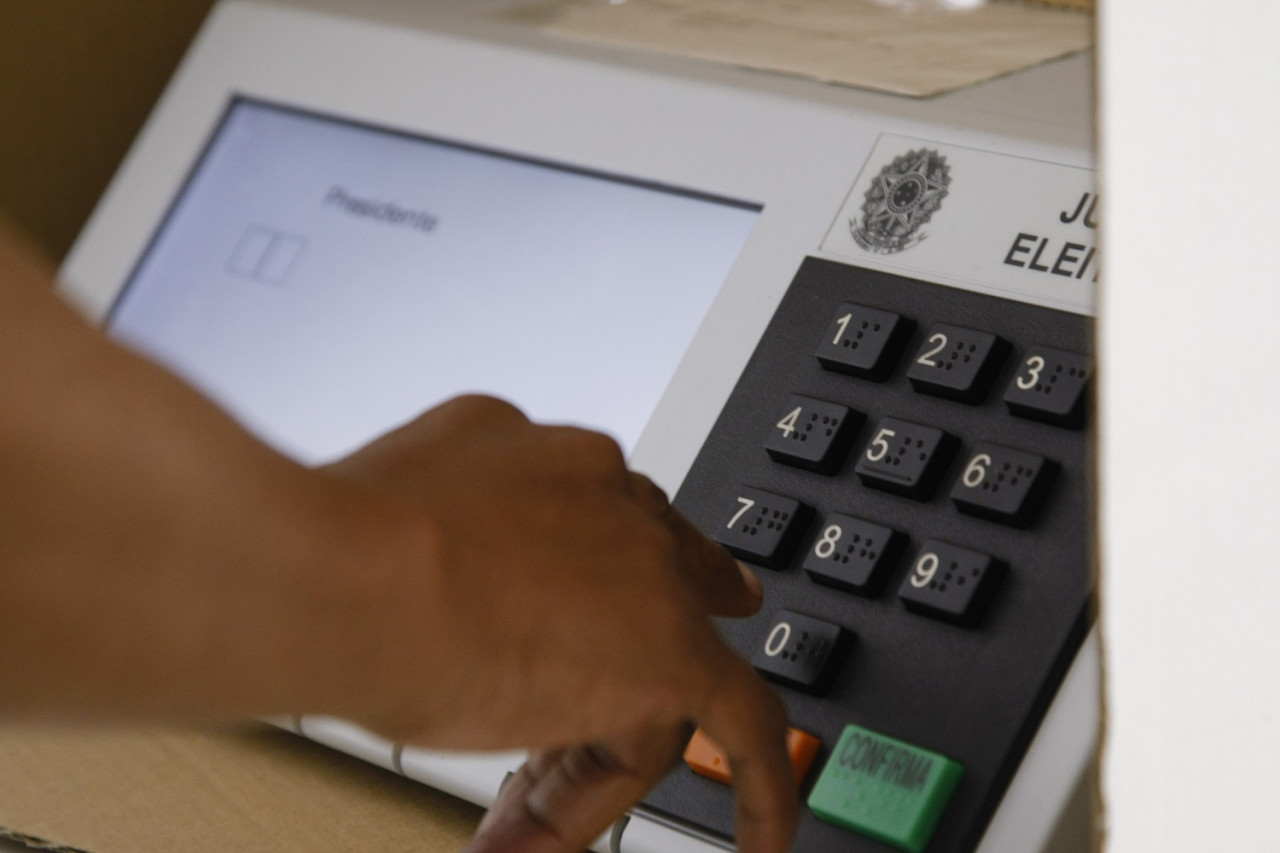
[750,609,854,695]
[899,542,1005,626]
[714,487,812,569]
[765,394,864,474]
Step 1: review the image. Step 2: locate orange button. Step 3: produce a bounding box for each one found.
[684,726,822,785]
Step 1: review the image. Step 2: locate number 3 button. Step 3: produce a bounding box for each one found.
[750,609,854,695]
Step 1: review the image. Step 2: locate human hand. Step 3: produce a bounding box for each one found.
[323,395,798,853]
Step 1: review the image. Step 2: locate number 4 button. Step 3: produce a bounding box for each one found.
[765,395,864,474]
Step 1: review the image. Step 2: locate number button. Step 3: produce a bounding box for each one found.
[750,609,854,695]
[1002,345,1093,428]
[854,417,956,500]
[765,394,864,474]
[898,542,1005,626]
[802,514,905,596]
[950,443,1057,527]
[815,302,915,381]
[906,324,1009,404]
[713,487,812,569]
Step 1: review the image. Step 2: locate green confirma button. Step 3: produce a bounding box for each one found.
[807,724,963,853]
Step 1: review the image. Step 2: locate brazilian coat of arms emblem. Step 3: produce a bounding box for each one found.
[851,148,951,254]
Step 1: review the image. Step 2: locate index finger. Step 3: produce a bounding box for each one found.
[693,634,799,853]
[627,471,764,617]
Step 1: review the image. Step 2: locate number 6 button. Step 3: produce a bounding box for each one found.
[713,487,812,569]
[750,609,854,695]
[950,442,1057,527]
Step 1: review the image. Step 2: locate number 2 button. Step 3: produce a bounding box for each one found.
[765,395,864,474]
[714,487,812,569]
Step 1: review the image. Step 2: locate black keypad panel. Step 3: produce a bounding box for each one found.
[853,416,956,500]
[764,394,864,474]
[907,324,1009,404]
[815,302,915,381]
[802,514,905,597]
[1002,345,1093,428]
[950,442,1057,527]
[713,487,812,569]
[899,541,1006,626]
[643,258,1094,853]
[750,609,855,695]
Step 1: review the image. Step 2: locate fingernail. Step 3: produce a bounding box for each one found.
[738,561,764,599]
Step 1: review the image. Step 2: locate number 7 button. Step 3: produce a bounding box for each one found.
[714,487,813,569]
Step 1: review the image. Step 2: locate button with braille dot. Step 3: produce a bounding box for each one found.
[765,394,864,474]
[713,487,812,569]
[802,513,905,597]
[750,609,854,695]
[1003,345,1092,428]
[815,302,915,381]
[899,541,1005,626]
[950,443,1057,527]
[906,324,1009,404]
[854,417,956,500]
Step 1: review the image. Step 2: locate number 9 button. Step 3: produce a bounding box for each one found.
[899,542,1005,627]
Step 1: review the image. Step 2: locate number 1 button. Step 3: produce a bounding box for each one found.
[714,487,812,569]
[765,394,863,474]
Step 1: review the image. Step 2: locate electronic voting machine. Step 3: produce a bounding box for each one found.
[59,2,1100,851]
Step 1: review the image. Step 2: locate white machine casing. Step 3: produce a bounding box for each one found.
[59,2,1099,851]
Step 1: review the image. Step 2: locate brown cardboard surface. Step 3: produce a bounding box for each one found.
[0,724,481,852]
[508,0,1093,97]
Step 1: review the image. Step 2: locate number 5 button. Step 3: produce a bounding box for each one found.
[750,609,854,695]
[950,442,1057,527]
[713,487,812,569]
[854,417,956,500]
[765,394,864,474]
